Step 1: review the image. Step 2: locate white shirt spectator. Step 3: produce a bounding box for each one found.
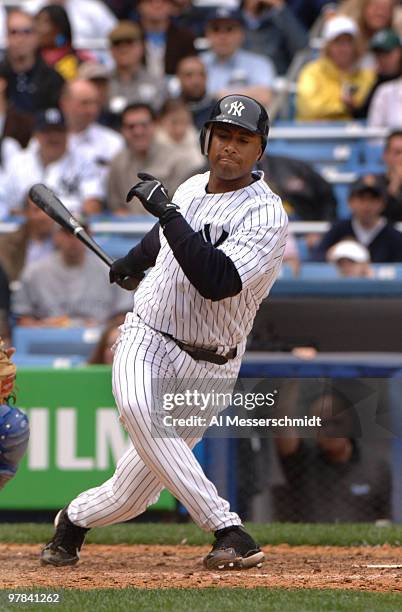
[69,123,124,166]
[0,144,103,219]
[0,7,5,45]
[368,77,402,129]
[201,48,275,97]
[27,0,117,44]
[12,250,132,324]
[69,123,124,193]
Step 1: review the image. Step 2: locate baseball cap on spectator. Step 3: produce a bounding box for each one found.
[77,62,110,81]
[34,108,66,132]
[349,174,384,198]
[328,240,370,263]
[370,29,401,52]
[108,21,142,45]
[206,7,244,27]
[322,16,358,43]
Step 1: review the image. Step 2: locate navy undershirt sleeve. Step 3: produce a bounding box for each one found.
[162,212,242,301]
[121,222,161,273]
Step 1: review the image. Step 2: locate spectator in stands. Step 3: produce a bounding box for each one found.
[0,70,33,148]
[104,1,134,20]
[34,4,93,81]
[0,76,23,190]
[157,99,204,171]
[107,21,167,117]
[0,194,55,282]
[136,0,196,77]
[258,154,337,220]
[60,79,124,193]
[29,0,118,45]
[176,56,216,131]
[107,102,195,214]
[201,7,275,109]
[375,130,402,221]
[327,239,373,276]
[0,8,65,114]
[367,49,402,127]
[355,28,402,117]
[12,222,132,327]
[275,387,390,522]
[340,0,397,65]
[77,62,116,129]
[288,0,334,30]
[313,174,402,262]
[168,0,210,37]
[0,108,103,219]
[0,263,11,344]
[296,15,375,120]
[241,0,308,75]
[87,312,126,364]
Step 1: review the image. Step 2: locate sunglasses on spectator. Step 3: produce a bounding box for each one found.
[123,121,152,129]
[112,38,141,47]
[8,27,34,35]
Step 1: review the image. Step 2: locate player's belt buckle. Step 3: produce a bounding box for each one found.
[175,340,237,365]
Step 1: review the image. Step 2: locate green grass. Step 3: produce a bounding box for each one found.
[1,588,402,612]
[1,522,402,547]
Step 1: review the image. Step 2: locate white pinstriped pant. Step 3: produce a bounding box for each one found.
[68,315,242,532]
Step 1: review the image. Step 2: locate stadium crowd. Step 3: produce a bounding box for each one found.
[0,0,401,522]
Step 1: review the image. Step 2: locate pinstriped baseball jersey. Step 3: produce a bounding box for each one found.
[132,170,288,353]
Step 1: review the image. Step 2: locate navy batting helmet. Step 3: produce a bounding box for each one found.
[200,95,270,158]
[0,404,30,490]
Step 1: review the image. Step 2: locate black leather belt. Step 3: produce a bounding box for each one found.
[137,316,237,365]
[166,334,237,365]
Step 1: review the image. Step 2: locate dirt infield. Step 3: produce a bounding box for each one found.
[2,543,402,592]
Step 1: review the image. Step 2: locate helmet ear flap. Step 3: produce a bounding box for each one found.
[257,137,267,161]
[200,125,212,156]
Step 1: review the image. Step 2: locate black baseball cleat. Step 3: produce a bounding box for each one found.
[203,525,265,570]
[40,506,90,567]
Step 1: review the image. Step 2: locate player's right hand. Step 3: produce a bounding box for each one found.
[109,258,145,290]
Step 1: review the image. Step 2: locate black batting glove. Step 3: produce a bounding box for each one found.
[109,256,145,290]
[126,173,180,227]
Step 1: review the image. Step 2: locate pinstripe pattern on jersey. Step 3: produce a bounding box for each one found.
[68,317,242,531]
[133,171,288,353]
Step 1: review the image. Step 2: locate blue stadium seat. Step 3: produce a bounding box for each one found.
[363,141,385,173]
[333,183,351,218]
[267,140,361,172]
[13,327,102,358]
[13,354,86,367]
[95,235,140,259]
[299,263,339,279]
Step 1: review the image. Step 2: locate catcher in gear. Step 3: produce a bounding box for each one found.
[0,338,30,490]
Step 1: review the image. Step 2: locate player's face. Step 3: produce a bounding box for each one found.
[208,124,262,182]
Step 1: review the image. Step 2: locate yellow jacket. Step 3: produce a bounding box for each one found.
[296,56,375,121]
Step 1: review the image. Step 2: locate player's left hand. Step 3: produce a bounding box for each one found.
[126,173,179,224]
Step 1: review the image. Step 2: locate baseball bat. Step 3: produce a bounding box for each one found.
[28,184,141,291]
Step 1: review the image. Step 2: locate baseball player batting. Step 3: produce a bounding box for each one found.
[41,95,288,570]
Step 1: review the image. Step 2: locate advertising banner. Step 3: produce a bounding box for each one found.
[0,367,175,511]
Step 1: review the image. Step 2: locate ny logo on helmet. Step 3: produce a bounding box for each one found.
[227,101,245,117]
